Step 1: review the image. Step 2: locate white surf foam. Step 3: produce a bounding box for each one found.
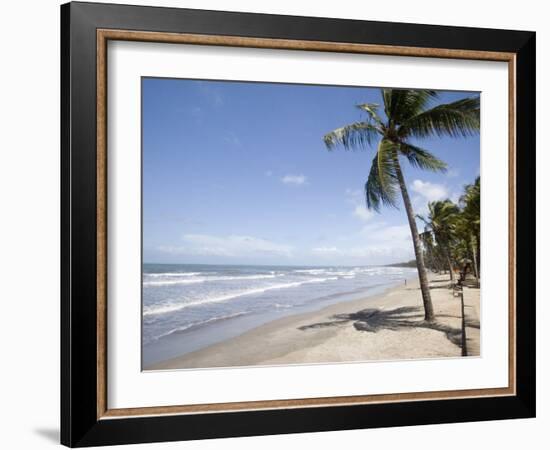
[143,277,338,316]
[143,273,281,287]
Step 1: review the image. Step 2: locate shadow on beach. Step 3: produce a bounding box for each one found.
[298,305,464,348]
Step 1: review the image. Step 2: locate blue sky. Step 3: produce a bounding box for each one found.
[142,78,479,266]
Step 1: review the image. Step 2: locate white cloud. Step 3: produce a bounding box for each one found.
[159,234,293,258]
[410,179,449,202]
[353,204,374,222]
[281,174,307,186]
[312,246,340,255]
[345,188,362,198]
[365,224,411,242]
[446,168,460,178]
[310,222,414,263]
[412,195,429,216]
[346,187,375,222]
[450,191,461,204]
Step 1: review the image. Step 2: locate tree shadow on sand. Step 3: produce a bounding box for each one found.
[298,306,463,348]
[428,283,454,290]
[427,278,454,290]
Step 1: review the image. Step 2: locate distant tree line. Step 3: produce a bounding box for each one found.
[385,260,418,268]
[417,177,480,285]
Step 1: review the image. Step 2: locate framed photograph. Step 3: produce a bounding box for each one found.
[61,1,535,447]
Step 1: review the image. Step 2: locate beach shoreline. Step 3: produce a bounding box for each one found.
[146,273,480,370]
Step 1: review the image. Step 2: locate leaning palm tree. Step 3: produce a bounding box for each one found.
[323,89,479,321]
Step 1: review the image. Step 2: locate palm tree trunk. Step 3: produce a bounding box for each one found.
[476,231,481,278]
[471,237,479,285]
[393,154,435,321]
[435,237,454,282]
[445,250,455,283]
[426,247,434,271]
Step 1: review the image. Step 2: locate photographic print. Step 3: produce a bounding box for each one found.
[141,78,481,371]
[62,6,535,444]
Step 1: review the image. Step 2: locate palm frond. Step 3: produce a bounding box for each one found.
[382,89,439,124]
[416,214,430,226]
[426,200,460,235]
[460,176,480,231]
[365,154,397,212]
[355,103,383,125]
[364,140,399,211]
[399,97,480,139]
[399,90,439,120]
[377,139,398,192]
[323,122,379,150]
[400,142,448,173]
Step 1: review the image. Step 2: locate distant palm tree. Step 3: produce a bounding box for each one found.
[453,215,478,284]
[418,200,460,283]
[459,176,481,282]
[419,229,441,273]
[323,89,479,321]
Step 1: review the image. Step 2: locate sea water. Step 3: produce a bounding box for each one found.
[142,263,416,367]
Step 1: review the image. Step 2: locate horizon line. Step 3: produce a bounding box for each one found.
[142,261,416,268]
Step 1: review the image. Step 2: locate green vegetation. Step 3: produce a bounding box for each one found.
[385,260,418,268]
[418,177,480,286]
[323,88,480,321]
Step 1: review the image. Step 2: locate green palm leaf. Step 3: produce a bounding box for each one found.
[400,142,448,172]
[365,154,399,211]
[376,139,398,192]
[355,103,383,125]
[323,122,379,150]
[364,140,399,211]
[399,97,480,139]
[382,89,439,124]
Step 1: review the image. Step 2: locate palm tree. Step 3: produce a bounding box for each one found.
[418,200,460,283]
[323,89,479,321]
[460,177,481,281]
[452,214,478,284]
[419,229,442,273]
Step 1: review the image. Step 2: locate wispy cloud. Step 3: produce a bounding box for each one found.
[446,167,460,178]
[311,222,413,262]
[346,187,374,222]
[410,179,449,202]
[361,223,411,242]
[450,191,461,204]
[345,188,362,198]
[311,246,340,255]
[353,204,374,222]
[281,174,307,186]
[158,234,293,258]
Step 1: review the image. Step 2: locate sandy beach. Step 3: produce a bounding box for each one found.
[147,273,480,370]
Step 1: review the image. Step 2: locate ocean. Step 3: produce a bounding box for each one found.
[142,263,417,367]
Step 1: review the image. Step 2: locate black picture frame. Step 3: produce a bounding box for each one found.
[61,1,535,447]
